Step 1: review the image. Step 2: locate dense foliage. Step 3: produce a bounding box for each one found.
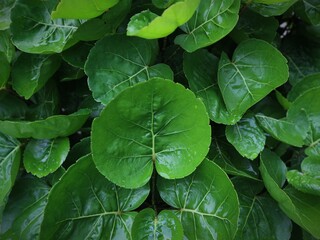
[1,0,320,239]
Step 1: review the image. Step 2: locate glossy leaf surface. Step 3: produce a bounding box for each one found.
[127,0,200,39]
[131,208,183,240]
[0,30,15,63]
[92,79,211,188]
[40,155,150,240]
[175,0,240,52]
[218,39,289,116]
[157,159,239,240]
[85,35,173,105]
[23,138,70,178]
[249,1,298,17]
[0,109,90,139]
[52,0,119,19]
[287,73,320,101]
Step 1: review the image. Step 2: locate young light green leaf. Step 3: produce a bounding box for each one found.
[132,208,183,240]
[0,109,90,139]
[157,159,239,240]
[12,53,61,99]
[0,175,50,239]
[51,0,119,19]
[183,49,241,125]
[218,39,288,117]
[0,0,15,30]
[23,138,70,178]
[0,30,15,63]
[92,79,211,189]
[10,0,84,54]
[226,113,266,160]
[40,155,150,240]
[0,53,10,88]
[85,34,173,105]
[127,0,200,39]
[287,73,320,101]
[175,0,240,52]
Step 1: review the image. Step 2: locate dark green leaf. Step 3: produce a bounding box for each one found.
[0,0,15,30]
[0,91,29,120]
[23,138,70,178]
[0,109,90,139]
[302,0,320,25]
[218,39,289,117]
[40,155,150,240]
[85,34,173,105]
[0,30,15,63]
[157,159,239,240]
[0,52,10,88]
[61,42,93,69]
[175,0,240,52]
[249,0,298,17]
[92,79,211,188]
[131,208,183,240]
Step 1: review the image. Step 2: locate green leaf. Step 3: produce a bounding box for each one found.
[10,0,84,54]
[0,175,50,239]
[12,53,61,99]
[0,30,15,63]
[131,208,183,240]
[40,155,150,240]
[127,0,200,39]
[152,0,179,9]
[0,52,10,88]
[61,42,93,69]
[249,0,298,17]
[302,156,320,177]
[23,138,70,178]
[218,39,289,116]
[260,149,320,238]
[0,0,15,30]
[305,140,320,157]
[0,109,90,139]
[252,0,295,4]
[303,0,320,25]
[92,79,211,188]
[0,91,29,120]
[85,34,173,105]
[0,133,20,220]
[183,49,241,125]
[233,177,292,240]
[226,113,266,160]
[275,90,291,110]
[52,0,119,19]
[157,159,239,240]
[175,0,240,52]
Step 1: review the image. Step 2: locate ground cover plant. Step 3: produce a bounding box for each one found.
[0,0,320,239]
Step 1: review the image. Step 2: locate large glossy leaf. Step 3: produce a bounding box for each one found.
[233,177,292,240]
[92,79,211,188]
[183,49,241,125]
[40,155,150,240]
[0,30,15,63]
[85,34,173,105]
[0,109,90,139]
[0,0,15,30]
[226,113,266,160]
[218,39,289,116]
[0,175,50,240]
[10,0,83,54]
[131,208,183,240]
[0,133,20,220]
[175,0,240,52]
[0,52,10,88]
[23,138,70,178]
[260,149,320,238]
[127,0,200,39]
[157,159,239,240]
[12,53,61,99]
[52,0,119,19]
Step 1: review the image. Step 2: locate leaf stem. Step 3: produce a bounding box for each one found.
[151,169,158,214]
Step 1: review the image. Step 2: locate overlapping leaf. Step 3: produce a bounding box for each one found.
[0,53,10,88]
[0,0,15,30]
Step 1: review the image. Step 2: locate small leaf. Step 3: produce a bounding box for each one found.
[157,159,239,240]
[127,0,200,39]
[175,0,240,52]
[0,52,10,88]
[0,109,90,139]
[0,0,15,30]
[40,155,150,240]
[12,53,61,99]
[92,79,211,188]
[52,0,119,19]
[132,208,183,240]
[226,113,266,160]
[218,39,289,116]
[23,138,70,178]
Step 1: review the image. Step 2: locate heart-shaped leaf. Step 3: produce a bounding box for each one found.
[23,138,70,178]
[40,155,150,240]
[85,35,173,105]
[92,79,211,188]
[127,0,200,39]
[10,0,83,54]
[51,0,119,19]
[131,208,183,240]
[218,39,289,116]
[175,0,240,52]
[157,159,239,240]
